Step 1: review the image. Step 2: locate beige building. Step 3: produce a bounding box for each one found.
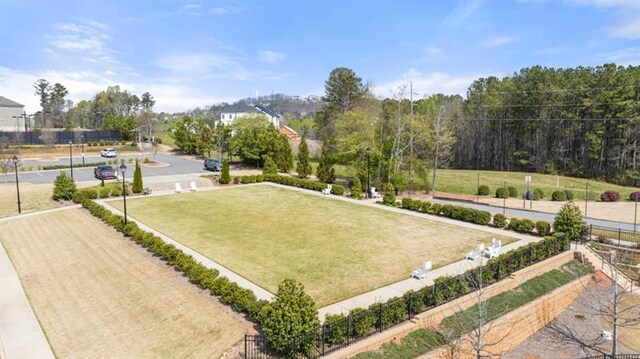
[0,96,25,132]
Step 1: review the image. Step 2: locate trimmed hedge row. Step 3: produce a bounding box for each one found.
[43,161,106,170]
[234,174,345,195]
[80,199,268,321]
[401,198,491,226]
[321,235,570,345]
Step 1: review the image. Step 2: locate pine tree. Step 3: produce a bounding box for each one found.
[132,159,143,193]
[296,136,312,178]
[220,159,231,184]
[350,176,363,199]
[52,172,76,200]
[316,136,335,183]
[383,182,396,205]
[275,134,293,172]
[553,201,586,240]
[263,155,278,175]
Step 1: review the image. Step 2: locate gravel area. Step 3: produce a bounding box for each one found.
[505,272,636,358]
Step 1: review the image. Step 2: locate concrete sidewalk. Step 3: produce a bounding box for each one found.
[0,239,54,359]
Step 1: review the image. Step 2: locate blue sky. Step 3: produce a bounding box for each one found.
[1,0,638,113]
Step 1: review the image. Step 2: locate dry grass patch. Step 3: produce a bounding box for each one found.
[0,209,248,358]
[0,182,59,217]
[109,184,516,306]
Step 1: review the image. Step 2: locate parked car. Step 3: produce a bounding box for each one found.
[204,158,221,171]
[94,165,117,180]
[101,148,117,158]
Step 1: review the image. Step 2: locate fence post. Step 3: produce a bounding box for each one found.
[378,303,383,332]
[244,334,247,359]
[321,325,325,356]
[346,314,351,345]
[618,228,621,246]
[407,292,413,320]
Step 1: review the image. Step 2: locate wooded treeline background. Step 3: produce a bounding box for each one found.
[456,64,639,183]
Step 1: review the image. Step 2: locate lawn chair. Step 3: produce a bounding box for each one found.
[483,238,502,258]
[465,243,485,260]
[175,182,182,193]
[370,187,381,198]
[189,181,197,192]
[321,184,332,195]
[411,261,432,279]
[143,187,152,195]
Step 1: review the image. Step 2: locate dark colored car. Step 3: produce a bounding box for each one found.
[94,165,117,180]
[204,158,221,171]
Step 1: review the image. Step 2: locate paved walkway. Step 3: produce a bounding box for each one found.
[576,244,639,294]
[0,228,55,359]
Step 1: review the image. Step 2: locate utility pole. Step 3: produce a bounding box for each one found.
[585,182,589,217]
[410,81,413,116]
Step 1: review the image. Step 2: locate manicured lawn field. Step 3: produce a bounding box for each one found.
[110,184,515,306]
[0,209,248,358]
[0,182,58,217]
[331,166,638,201]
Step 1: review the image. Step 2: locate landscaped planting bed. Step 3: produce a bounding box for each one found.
[108,184,515,306]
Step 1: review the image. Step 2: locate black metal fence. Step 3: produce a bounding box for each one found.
[589,225,640,247]
[582,355,640,359]
[245,334,275,359]
[0,130,121,145]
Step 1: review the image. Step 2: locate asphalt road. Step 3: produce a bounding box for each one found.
[432,197,636,231]
[8,153,209,185]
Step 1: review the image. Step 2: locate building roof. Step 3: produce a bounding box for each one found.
[220,103,256,113]
[254,104,280,118]
[0,96,24,108]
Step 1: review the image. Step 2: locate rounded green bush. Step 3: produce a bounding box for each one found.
[493,214,507,228]
[507,186,518,197]
[535,221,551,236]
[495,187,509,199]
[477,185,490,196]
[551,190,567,201]
[564,190,575,201]
[533,188,545,201]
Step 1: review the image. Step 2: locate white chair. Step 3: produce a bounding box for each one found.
[321,184,332,195]
[189,181,197,192]
[465,243,485,260]
[411,261,433,279]
[483,238,502,258]
[175,183,182,193]
[370,187,381,198]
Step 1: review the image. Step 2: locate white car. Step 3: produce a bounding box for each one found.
[101,148,117,158]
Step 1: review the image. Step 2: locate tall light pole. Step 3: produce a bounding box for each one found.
[80,134,85,164]
[476,173,480,203]
[503,181,507,215]
[68,140,74,179]
[634,195,638,234]
[585,182,589,217]
[120,163,128,224]
[366,147,371,198]
[12,156,21,214]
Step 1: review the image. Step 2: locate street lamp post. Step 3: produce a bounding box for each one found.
[634,196,638,234]
[120,163,128,224]
[476,173,480,203]
[503,181,507,215]
[12,156,21,214]
[68,140,74,179]
[366,147,371,198]
[81,134,85,164]
[585,182,589,217]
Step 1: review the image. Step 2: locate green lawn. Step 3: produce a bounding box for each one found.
[109,184,514,306]
[330,166,638,201]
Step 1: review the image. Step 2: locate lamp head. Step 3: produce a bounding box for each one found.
[119,163,127,175]
[12,155,18,164]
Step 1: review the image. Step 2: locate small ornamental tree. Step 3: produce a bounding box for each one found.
[275,134,293,172]
[262,155,278,175]
[259,279,319,358]
[52,172,76,201]
[383,182,396,205]
[132,159,143,193]
[350,176,363,199]
[296,136,312,179]
[219,159,231,184]
[316,137,335,183]
[553,201,586,241]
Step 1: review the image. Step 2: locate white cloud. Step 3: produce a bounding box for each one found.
[534,46,571,55]
[567,0,640,39]
[153,52,259,80]
[45,20,116,64]
[478,35,516,48]
[596,47,640,65]
[258,50,286,64]
[442,0,482,29]
[374,68,485,98]
[426,46,444,55]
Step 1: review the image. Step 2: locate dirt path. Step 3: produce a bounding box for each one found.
[0,209,249,358]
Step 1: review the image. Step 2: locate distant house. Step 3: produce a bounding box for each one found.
[220,103,280,129]
[0,96,25,132]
